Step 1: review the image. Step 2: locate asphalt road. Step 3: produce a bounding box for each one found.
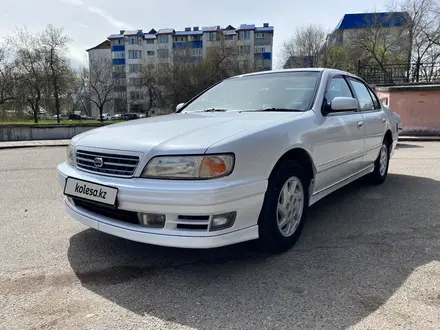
[0,142,439,329]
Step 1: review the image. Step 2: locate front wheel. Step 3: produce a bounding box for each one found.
[256,161,309,254]
[369,140,390,184]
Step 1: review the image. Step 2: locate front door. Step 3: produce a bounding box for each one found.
[347,78,387,167]
[311,76,366,193]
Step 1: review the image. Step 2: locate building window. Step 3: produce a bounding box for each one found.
[146,39,155,44]
[114,78,126,86]
[239,45,251,55]
[255,46,266,53]
[115,92,126,100]
[191,48,203,56]
[225,35,234,40]
[192,35,202,41]
[129,78,143,87]
[147,50,155,56]
[128,50,142,59]
[206,32,217,41]
[174,37,185,42]
[238,31,251,40]
[157,35,169,43]
[128,64,141,73]
[130,91,143,100]
[157,49,169,58]
[255,32,264,39]
[112,64,125,73]
[112,51,125,58]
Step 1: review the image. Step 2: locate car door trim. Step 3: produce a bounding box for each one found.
[316,150,364,173]
[313,164,375,196]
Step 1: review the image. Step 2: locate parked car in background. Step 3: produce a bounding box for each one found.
[110,114,122,120]
[58,68,399,254]
[52,114,69,120]
[99,113,112,121]
[121,113,139,121]
[68,113,82,120]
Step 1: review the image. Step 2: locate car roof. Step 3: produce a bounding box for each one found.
[231,68,360,80]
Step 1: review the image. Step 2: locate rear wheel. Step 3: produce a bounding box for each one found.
[257,161,309,253]
[369,139,390,184]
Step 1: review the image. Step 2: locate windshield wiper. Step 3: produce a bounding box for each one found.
[202,108,228,112]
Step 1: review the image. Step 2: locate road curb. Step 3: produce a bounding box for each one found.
[398,136,440,142]
[0,141,70,150]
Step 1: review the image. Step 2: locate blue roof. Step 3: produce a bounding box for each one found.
[335,12,411,30]
[108,34,123,39]
[255,26,274,32]
[237,24,255,30]
[174,30,203,36]
[202,26,220,31]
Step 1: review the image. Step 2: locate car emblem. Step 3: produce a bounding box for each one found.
[93,157,104,168]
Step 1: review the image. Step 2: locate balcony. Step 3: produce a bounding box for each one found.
[173,42,187,49]
[255,52,272,60]
[112,72,126,79]
[112,45,125,52]
[113,85,127,92]
[112,58,126,65]
[191,41,203,49]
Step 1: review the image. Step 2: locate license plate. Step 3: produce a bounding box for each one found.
[64,177,118,206]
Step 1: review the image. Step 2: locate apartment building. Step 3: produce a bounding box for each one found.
[87,23,274,114]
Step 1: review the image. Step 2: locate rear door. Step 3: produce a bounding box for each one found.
[346,78,387,168]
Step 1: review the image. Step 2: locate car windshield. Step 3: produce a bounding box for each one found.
[181,71,321,113]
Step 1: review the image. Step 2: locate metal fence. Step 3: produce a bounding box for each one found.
[357,61,440,86]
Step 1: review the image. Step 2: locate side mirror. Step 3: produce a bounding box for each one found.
[176,103,185,112]
[328,97,358,113]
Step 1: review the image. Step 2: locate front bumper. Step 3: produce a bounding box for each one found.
[57,162,267,248]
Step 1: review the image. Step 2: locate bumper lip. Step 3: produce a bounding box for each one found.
[65,199,259,249]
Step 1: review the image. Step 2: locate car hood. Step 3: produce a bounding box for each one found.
[72,111,304,154]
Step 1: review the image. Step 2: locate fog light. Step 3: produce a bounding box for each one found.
[210,211,236,231]
[137,213,166,228]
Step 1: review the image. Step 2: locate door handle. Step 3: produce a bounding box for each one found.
[382,117,386,123]
[357,121,364,128]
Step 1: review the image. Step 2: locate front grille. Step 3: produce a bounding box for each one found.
[72,198,139,225]
[75,149,139,177]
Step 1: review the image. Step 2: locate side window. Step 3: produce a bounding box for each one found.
[325,77,353,103]
[348,79,376,111]
[366,86,381,109]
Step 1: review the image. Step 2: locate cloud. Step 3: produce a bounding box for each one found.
[87,6,134,30]
[60,0,133,30]
[60,0,84,5]
[74,22,89,29]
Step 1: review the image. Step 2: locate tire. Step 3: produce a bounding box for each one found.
[369,138,390,185]
[256,161,310,254]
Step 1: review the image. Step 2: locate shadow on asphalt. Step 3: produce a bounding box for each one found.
[67,173,440,329]
[396,142,424,149]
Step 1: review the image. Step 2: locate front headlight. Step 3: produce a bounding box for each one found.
[67,144,75,166]
[141,154,235,179]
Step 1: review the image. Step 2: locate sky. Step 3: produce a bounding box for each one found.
[0,0,389,69]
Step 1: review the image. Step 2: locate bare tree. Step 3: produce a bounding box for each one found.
[82,57,115,122]
[282,24,327,68]
[348,11,412,82]
[139,63,161,115]
[386,0,440,81]
[41,24,72,123]
[7,28,47,123]
[0,45,16,105]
